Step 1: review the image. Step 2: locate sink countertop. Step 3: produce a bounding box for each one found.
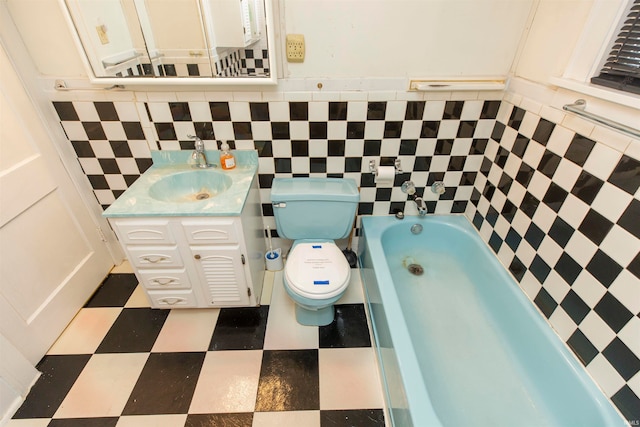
[103,150,258,218]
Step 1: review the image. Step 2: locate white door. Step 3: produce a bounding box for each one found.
[0,40,114,369]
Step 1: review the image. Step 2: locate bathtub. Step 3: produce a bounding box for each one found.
[358,215,624,427]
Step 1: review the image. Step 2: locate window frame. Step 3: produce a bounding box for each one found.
[549,0,640,110]
[590,0,640,95]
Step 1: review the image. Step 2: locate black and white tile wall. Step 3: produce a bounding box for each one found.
[53,98,498,215]
[212,49,269,77]
[465,100,639,422]
[241,48,270,76]
[105,48,269,78]
[53,100,154,206]
[52,95,639,421]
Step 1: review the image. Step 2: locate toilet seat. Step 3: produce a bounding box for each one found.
[284,241,351,299]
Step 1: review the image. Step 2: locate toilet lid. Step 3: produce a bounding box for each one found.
[285,242,351,299]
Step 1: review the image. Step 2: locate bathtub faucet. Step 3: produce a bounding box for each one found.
[411,194,428,216]
[401,180,428,217]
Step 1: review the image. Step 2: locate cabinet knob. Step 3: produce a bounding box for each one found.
[194,254,201,260]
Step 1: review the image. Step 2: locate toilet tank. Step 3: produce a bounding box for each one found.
[270,178,359,240]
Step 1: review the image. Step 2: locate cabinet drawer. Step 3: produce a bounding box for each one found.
[127,246,183,268]
[147,290,197,308]
[114,220,174,244]
[182,219,238,244]
[138,269,192,290]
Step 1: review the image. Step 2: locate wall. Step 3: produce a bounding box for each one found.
[6,0,535,80]
[73,0,136,66]
[281,0,534,78]
[3,0,640,422]
[5,0,85,76]
[49,92,500,229]
[146,0,205,51]
[466,94,639,422]
[513,0,594,83]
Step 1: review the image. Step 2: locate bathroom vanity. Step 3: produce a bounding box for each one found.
[103,151,265,308]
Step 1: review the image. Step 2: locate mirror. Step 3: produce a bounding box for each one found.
[61,0,276,85]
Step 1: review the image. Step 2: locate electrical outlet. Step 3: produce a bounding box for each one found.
[286,34,305,62]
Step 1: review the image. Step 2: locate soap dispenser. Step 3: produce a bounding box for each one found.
[219,141,236,170]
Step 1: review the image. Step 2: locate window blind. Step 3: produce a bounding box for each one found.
[591,0,640,95]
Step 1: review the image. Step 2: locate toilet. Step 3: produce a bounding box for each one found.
[270,177,360,326]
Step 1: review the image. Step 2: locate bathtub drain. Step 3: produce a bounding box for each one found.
[407,263,424,276]
[195,192,210,200]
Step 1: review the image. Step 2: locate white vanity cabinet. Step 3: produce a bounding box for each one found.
[109,209,265,309]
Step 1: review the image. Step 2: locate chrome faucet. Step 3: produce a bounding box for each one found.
[412,195,428,216]
[401,180,428,217]
[188,135,215,168]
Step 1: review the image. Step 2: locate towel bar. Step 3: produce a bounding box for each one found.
[563,99,640,139]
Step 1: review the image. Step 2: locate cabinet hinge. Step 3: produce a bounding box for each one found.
[247,288,251,297]
[241,254,246,264]
[97,227,108,242]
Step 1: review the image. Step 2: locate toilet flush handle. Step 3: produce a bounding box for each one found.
[273,202,287,208]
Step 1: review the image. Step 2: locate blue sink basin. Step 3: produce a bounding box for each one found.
[148,169,232,203]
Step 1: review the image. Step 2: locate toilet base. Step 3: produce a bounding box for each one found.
[295,304,335,326]
[283,272,347,327]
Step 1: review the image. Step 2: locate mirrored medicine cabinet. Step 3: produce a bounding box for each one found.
[61,0,277,86]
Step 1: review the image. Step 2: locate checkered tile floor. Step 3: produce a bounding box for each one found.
[9,266,385,427]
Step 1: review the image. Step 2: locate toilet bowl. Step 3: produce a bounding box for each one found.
[270,177,359,326]
[283,241,351,326]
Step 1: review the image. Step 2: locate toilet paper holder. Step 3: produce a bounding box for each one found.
[369,159,402,176]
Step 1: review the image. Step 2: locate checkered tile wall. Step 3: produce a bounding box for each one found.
[53,98,498,216]
[96,48,269,78]
[52,97,639,421]
[53,100,154,206]
[465,101,639,421]
[213,48,270,77]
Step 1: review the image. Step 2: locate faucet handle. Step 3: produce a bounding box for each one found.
[187,134,204,149]
[431,181,445,195]
[401,180,416,195]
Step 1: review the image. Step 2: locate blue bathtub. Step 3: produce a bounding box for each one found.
[358,215,625,427]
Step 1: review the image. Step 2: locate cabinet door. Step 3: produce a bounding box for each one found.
[191,245,250,306]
